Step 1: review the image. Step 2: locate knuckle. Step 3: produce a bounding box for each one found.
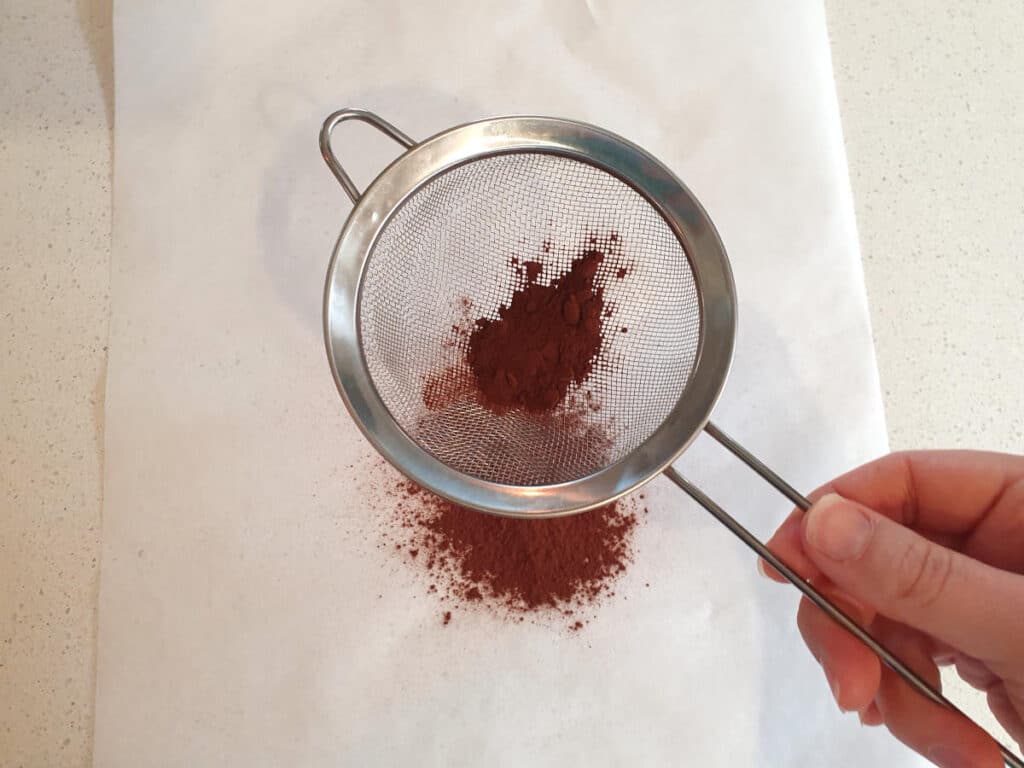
[892,539,954,610]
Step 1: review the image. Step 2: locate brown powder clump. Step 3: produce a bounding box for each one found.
[387,479,638,625]
[467,250,606,412]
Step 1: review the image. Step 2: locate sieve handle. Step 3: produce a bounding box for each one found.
[320,108,416,204]
[665,423,1024,768]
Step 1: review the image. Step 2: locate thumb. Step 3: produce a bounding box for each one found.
[801,493,1024,663]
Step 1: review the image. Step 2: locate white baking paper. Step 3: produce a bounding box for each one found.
[95,1,925,765]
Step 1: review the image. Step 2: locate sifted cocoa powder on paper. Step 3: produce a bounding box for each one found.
[384,477,640,628]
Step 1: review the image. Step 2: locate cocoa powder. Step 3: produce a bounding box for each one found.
[381,235,645,629]
[385,477,640,628]
[468,250,607,412]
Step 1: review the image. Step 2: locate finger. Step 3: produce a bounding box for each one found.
[764,519,967,586]
[872,620,1003,768]
[757,556,789,583]
[931,639,958,666]
[964,475,1024,575]
[762,509,817,583]
[801,493,1024,662]
[954,655,1000,692]
[859,701,884,727]
[796,592,880,713]
[818,450,1024,539]
[763,515,964,585]
[761,485,841,584]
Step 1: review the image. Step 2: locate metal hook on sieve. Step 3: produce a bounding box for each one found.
[667,422,1024,768]
[319,108,416,204]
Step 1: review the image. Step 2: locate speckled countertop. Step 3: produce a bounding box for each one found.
[1,1,1020,764]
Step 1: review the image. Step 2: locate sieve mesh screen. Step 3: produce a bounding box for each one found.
[359,152,701,486]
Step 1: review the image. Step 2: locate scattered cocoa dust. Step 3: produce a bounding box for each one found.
[382,475,640,631]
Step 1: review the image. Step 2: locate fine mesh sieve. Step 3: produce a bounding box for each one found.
[320,109,1022,768]
[361,152,700,487]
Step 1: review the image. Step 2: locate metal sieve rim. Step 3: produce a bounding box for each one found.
[323,113,737,517]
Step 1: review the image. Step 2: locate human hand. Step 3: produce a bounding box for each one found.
[762,451,1024,768]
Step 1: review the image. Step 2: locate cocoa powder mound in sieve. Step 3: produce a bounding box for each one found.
[421,234,632,416]
[467,249,607,412]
